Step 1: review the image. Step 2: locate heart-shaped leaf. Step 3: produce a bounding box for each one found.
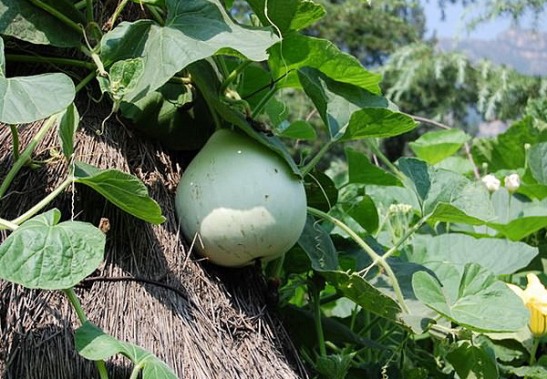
[75,322,177,379]
[412,263,528,332]
[0,209,105,290]
[100,0,280,102]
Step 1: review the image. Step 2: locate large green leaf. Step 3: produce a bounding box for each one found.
[528,142,547,185]
[412,263,528,332]
[409,128,470,165]
[298,67,416,141]
[346,148,402,186]
[100,0,279,103]
[0,209,105,290]
[399,158,495,222]
[74,162,165,224]
[75,322,177,379]
[0,37,75,124]
[246,0,325,33]
[472,117,547,172]
[407,234,538,275]
[446,341,499,379]
[0,0,82,47]
[484,188,547,240]
[269,33,382,94]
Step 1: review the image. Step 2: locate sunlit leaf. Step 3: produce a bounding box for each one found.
[407,234,538,275]
[409,128,470,164]
[270,33,382,94]
[246,0,325,33]
[74,162,165,224]
[75,322,177,379]
[413,263,528,332]
[100,0,280,102]
[0,209,105,290]
[0,0,82,47]
[298,67,415,141]
[0,72,75,124]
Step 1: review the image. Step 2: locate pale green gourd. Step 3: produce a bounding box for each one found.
[175,128,307,267]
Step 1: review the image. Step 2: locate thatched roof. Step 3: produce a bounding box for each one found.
[0,106,307,378]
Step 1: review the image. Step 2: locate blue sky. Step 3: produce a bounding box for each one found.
[422,1,547,39]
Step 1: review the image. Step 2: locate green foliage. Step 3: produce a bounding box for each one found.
[0,209,105,290]
[1,0,546,378]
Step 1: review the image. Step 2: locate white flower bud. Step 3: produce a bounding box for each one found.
[482,174,500,192]
[504,173,521,193]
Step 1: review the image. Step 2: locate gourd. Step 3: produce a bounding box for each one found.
[175,128,307,267]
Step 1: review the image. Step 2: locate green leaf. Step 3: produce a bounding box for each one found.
[0,0,82,47]
[472,117,547,172]
[298,67,415,141]
[528,142,547,185]
[0,73,75,124]
[246,0,326,33]
[315,354,354,379]
[100,0,280,102]
[0,37,4,76]
[269,33,382,94]
[58,103,79,158]
[74,162,165,224]
[399,158,495,222]
[0,209,105,290]
[446,341,499,379]
[484,188,547,240]
[322,271,402,321]
[346,148,401,186]
[188,60,302,176]
[345,195,379,234]
[409,129,470,164]
[107,58,145,102]
[398,158,430,203]
[298,216,339,271]
[408,234,538,275]
[412,263,528,332]
[276,120,317,140]
[304,171,338,212]
[75,321,177,379]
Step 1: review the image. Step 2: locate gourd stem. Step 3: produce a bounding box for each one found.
[28,0,83,33]
[251,86,277,118]
[146,5,165,25]
[6,54,96,69]
[301,141,334,176]
[64,288,110,379]
[9,125,19,160]
[382,214,429,261]
[0,218,19,231]
[0,114,59,199]
[85,0,93,23]
[10,177,74,226]
[220,60,252,95]
[75,71,97,93]
[307,207,410,314]
[367,139,404,181]
[310,280,327,357]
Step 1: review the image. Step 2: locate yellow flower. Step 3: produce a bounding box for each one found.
[508,274,547,337]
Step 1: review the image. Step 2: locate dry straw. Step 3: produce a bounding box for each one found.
[0,105,307,378]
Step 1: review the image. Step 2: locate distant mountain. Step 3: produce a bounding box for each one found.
[436,28,547,76]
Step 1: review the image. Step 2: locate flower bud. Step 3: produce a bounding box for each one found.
[481,174,500,192]
[504,173,521,193]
